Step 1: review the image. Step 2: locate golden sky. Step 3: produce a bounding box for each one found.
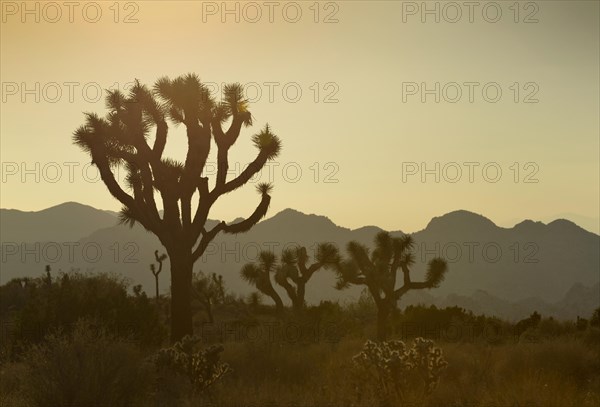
[1,1,599,233]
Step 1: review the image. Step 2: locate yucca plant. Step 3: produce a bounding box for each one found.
[73,74,281,341]
[335,231,448,340]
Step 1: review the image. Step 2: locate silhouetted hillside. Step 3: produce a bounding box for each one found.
[1,203,598,319]
[0,202,118,242]
[401,282,600,321]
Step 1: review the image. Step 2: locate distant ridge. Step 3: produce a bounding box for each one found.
[1,202,598,319]
[0,202,118,242]
[2,203,596,239]
[425,210,497,233]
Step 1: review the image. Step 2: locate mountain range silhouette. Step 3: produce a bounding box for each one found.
[1,202,598,320]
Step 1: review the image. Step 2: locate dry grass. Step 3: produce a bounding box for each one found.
[2,313,598,407]
[207,335,600,407]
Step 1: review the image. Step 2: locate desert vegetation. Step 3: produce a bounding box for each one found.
[1,269,599,407]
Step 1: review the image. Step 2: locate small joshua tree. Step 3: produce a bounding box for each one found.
[192,271,226,323]
[247,291,263,310]
[43,265,52,287]
[335,231,448,340]
[352,338,448,405]
[240,251,284,314]
[514,311,542,337]
[150,250,168,302]
[591,307,600,328]
[275,243,340,311]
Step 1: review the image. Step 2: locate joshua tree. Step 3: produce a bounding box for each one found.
[191,271,226,323]
[73,74,282,341]
[335,231,448,340]
[591,307,600,328]
[240,251,284,314]
[275,243,340,311]
[43,265,52,287]
[576,316,588,331]
[515,311,542,337]
[247,291,263,309]
[150,250,168,302]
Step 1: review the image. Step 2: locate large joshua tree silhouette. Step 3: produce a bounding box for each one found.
[275,243,340,311]
[240,251,284,314]
[335,231,448,340]
[73,74,281,341]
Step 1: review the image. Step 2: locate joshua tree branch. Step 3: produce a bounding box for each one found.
[93,154,155,232]
[191,191,271,261]
[182,122,211,194]
[394,281,430,300]
[222,192,271,234]
[276,277,298,305]
[216,151,269,195]
[153,121,168,158]
[213,112,251,188]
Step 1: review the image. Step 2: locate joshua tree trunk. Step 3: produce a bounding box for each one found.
[205,298,214,323]
[295,281,306,311]
[264,286,284,314]
[282,280,304,312]
[376,302,392,341]
[154,275,160,301]
[169,251,194,342]
[273,293,284,314]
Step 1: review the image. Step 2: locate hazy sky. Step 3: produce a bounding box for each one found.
[1,1,599,233]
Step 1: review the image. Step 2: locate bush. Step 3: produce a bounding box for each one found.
[20,320,151,407]
[1,271,165,354]
[154,335,230,395]
[352,338,448,406]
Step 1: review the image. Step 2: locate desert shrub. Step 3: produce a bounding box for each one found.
[19,319,150,407]
[2,272,165,353]
[584,326,600,347]
[391,305,512,344]
[302,301,357,341]
[591,308,600,328]
[534,317,572,339]
[352,338,448,406]
[0,362,29,407]
[154,335,230,395]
